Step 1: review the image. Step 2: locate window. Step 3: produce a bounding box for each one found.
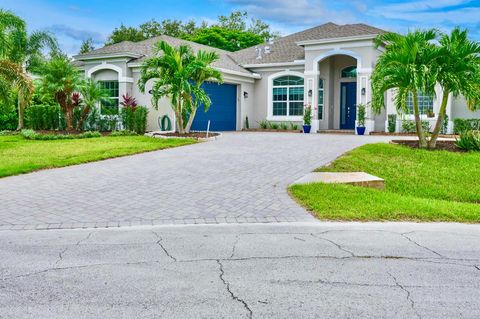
[406,92,433,114]
[318,78,324,120]
[272,75,304,117]
[341,66,357,78]
[99,81,119,115]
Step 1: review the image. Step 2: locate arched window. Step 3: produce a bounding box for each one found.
[341,66,357,78]
[272,75,304,116]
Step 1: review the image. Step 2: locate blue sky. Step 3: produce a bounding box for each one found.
[3,0,480,55]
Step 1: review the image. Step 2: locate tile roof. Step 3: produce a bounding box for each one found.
[231,23,385,65]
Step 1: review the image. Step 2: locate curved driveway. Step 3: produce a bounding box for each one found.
[0,133,391,230]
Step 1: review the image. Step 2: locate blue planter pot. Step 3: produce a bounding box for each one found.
[356,126,366,135]
[303,125,311,134]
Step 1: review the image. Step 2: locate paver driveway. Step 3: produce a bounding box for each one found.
[0,133,391,229]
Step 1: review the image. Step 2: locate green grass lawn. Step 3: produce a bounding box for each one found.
[289,143,480,223]
[0,134,196,178]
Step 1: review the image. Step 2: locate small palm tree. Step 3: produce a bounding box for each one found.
[77,79,110,130]
[371,30,439,148]
[428,28,480,148]
[138,41,223,134]
[38,56,81,131]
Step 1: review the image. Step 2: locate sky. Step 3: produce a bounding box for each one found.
[2,0,480,55]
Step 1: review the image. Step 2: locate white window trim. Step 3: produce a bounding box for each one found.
[267,71,305,122]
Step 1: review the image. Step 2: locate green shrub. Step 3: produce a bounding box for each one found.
[280,122,288,130]
[401,120,429,133]
[269,122,279,130]
[0,109,18,130]
[110,130,138,136]
[456,130,480,151]
[120,106,148,134]
[453,118,480,134]
[387,114,396,133]
[24,104,62,130]
[258,120,268,129]
[245,116,249,129]
[441,115,449,135]
[21,129,102,140]
[289,122,299,130]
[357,104,366,127]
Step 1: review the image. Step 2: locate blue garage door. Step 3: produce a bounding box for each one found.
[191,82,237,131]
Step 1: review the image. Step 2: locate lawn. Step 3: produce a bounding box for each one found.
[0,134,196,178]
[289,143,480,223]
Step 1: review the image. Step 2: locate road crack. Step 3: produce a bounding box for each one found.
[310,233,355,257]
[216,260,252,319]
[400,233,444,258]
[151,231,177,262]
[388,272,421,319]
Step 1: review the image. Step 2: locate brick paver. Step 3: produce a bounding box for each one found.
[0,132,391,229]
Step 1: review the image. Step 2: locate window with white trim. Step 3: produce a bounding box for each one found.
[318,78,324,120]
[99,81,119,115]
[407,92,433,114]
[272,76,304,116]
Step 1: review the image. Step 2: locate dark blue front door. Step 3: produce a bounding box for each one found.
[191,82,237,131]
[340,82,357,130]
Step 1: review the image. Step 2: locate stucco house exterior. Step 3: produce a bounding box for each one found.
[74,22,480,134]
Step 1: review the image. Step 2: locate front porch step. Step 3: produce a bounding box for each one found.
[318,130,355,135]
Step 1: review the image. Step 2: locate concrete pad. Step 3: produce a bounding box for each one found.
[293,172,385,189]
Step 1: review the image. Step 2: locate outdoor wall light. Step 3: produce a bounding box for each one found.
[243,91,249,98]
[308,89,313,97]
[148,90,153,94]
[361,88,366,96]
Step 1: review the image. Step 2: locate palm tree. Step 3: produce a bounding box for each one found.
[371,30,439,148]
[77,79,109,130]
[138,41,223,134]
[428,28,480,148]
[0,10,35,125]
[38,56,81,130]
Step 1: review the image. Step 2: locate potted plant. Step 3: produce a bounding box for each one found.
[356,103,366,135]
[303,104,312,133]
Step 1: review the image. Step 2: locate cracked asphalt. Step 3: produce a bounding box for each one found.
[1,222,479,318]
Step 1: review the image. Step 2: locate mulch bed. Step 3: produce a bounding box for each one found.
[153,132,220,138]
[36,130,111,136]
[391,140,464,152]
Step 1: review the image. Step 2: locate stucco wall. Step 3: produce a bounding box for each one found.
[451,95,480,119]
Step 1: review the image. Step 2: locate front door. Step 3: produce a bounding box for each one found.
[340,82,357,130]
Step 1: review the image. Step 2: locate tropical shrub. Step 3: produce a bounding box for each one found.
[0,108,18,130]
[120,106,148,134]
[402,120,429,133]
[110,130,137,136]
[441,115,449,134]
[303,104,312,125]
[387,114,396,133]
[289,122,299,130]
[456,130,480,151]
[244,116,249,129]
[258,120,268,129]
[453,118,480,134]
[357,104,366,127]
[280,122,288,130]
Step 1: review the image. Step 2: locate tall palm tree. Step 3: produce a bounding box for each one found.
[38,56,81,130]
[428,28,480,148]
[0,10,34,123]
[77,79,109,130]
[139,41,223,134]
[371,30,439,148]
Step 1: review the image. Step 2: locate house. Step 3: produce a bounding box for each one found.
[73,22,480,134]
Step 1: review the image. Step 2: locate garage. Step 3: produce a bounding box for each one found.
[191,82,237,131]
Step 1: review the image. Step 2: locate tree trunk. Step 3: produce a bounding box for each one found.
[184,106,198,134]
[428,91,449,149]
[175,99,185,134]
[76,106,90,131]
[412,91,427,148]
[16,91,25,131]
[65,105,74,131]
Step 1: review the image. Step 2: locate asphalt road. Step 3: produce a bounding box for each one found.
[1,222,479,318]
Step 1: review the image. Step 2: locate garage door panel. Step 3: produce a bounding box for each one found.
[191,83,237,131]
